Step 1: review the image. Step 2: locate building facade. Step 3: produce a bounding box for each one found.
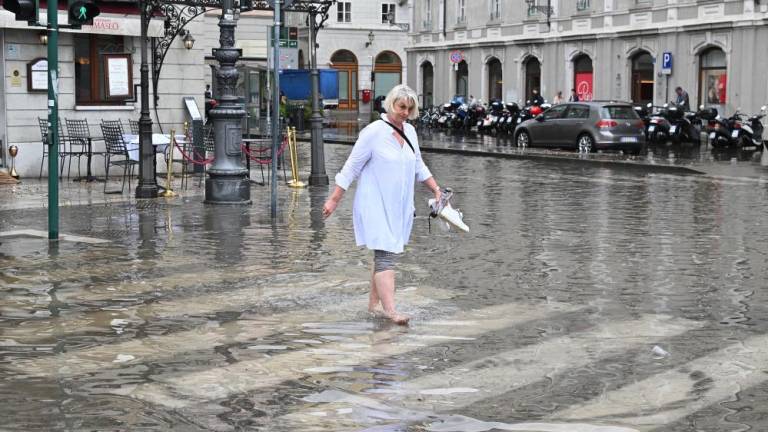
[290,0,412,116]
[407,0,768,116]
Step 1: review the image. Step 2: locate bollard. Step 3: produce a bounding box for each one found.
[160,129,177,197]
[8,145,19,179]
[287,127,306,188]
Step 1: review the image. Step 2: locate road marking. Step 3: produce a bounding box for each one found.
[114,301,581,409]
[556,333,768,427]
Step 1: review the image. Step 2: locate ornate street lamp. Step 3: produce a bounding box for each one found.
[182,30,195,49]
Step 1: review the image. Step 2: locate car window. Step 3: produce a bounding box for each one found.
[565,105,590,119]
[544,104,568,119]
[601,106,639,119]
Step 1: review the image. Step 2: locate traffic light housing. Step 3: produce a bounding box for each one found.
[3,0,39,24]
[68,0,99,28]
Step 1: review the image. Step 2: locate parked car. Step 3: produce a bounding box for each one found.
[514,101,646,154]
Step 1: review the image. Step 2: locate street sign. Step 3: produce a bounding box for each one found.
[449,50,464,64]
[661,51,673,75]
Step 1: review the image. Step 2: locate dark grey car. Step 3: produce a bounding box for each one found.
[514,101,646,154]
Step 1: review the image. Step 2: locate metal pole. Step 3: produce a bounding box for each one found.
[308,10,328,186]
[205,0,250,204]
[47,0,59,240]
[270,0,282,218]
[136,0,158,198]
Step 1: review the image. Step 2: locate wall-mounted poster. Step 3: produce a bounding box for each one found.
[27,58,48,92]
[104,54,133,99]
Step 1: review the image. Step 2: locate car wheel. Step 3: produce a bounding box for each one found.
[516,130,530,148]
[577,133,595,153]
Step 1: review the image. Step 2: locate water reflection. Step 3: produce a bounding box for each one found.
[3,146,768,431]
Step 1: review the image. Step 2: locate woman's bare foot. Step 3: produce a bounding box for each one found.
[384,311,410,325]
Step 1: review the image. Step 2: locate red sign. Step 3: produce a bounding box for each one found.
[575,72,593,101]
[449,50,464,64]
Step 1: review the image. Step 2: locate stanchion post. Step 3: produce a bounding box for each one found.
[287,126,306,188]
[160,130,177,197]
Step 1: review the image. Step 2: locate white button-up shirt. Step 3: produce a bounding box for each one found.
[335,117,433,253]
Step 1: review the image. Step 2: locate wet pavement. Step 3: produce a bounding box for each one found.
[2,142,768,431]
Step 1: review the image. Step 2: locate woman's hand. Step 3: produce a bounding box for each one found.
[322,198,338,219]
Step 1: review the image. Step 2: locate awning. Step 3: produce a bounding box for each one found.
[0,11,164,37]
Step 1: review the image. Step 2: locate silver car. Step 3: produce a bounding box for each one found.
[514,101,646,154]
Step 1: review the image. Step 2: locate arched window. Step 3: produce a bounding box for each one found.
[631,51,654,105]
[331,49,358,110]
[524,57,541,102]
[373,51,402,99]
[699,47,727,107]
[573,54,593,101]
[421,61,434,107]
[487,58,502,101]
[455,60,468,98]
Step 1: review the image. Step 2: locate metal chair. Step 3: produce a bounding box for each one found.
[37,118,68,179]
[197,124,217,187]
[100,120,138,194]
[129,119,140,135]
[65,118,103,179]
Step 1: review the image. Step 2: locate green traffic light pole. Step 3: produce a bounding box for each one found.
[47,0,59,240]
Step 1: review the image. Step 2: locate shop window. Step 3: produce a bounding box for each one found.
[699,47,727,106]
[74,34,131,104]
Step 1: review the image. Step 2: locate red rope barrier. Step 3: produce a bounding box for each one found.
[241,137,289,165]
[174,141,214,165]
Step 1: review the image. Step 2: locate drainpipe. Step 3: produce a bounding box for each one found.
[442,0,446,37]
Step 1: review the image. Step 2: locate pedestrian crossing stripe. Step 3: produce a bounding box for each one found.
[11,281,454,377]
[274,314,702,430]
[111,301,582,409]
[556,332,768,427]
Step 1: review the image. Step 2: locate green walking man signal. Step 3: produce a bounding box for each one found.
[67,0,99,28]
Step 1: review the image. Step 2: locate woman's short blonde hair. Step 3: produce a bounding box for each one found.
[383,84,420,120]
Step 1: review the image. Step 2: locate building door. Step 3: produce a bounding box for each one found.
[373,51,402,100]
[487,58,503,102]
[331,50,358,110]
[631,51,654,105]
[421,61,434,108]
[573,54,593,101]
[455,60,468,99]
[524,57,541,102]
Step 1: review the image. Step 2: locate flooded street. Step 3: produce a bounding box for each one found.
[2,143,768,431]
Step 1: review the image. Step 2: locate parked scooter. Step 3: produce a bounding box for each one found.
[646,103,672,144]
[666,102,701,145]
[730,106,767,149]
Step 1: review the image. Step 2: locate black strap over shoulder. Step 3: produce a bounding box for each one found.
[382,120,415,154]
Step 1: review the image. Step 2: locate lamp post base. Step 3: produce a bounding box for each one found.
[135,184,159,199]
[308,174,329,186]
[204,174,251,205]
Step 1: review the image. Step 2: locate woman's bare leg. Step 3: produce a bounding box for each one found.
[373,270,409,325]
[368,267,381,313]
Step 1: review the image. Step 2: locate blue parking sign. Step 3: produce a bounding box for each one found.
[662,52,673,75]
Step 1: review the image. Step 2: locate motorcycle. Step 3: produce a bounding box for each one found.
[480,100,504,133]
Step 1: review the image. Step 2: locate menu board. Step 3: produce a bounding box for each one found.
[27,58,48,92]
[104,54,133,99]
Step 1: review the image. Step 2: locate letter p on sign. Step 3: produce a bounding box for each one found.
[661,52,673,75]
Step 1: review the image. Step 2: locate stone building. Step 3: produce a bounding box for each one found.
[407,0,768,115]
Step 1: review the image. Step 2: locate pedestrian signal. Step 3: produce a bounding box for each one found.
[68,0,99,27]
[3,0,39,23]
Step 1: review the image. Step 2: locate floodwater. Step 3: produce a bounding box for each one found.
[2,143,768,431]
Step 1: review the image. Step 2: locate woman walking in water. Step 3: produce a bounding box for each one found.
[322,84,441,325]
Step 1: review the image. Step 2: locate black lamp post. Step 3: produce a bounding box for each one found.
[307,7,329,186]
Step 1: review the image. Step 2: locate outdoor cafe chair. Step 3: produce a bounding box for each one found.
[66,118,104,180]
[129,119,140,135]
[100,120,138,194]
[38,117,68,179]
